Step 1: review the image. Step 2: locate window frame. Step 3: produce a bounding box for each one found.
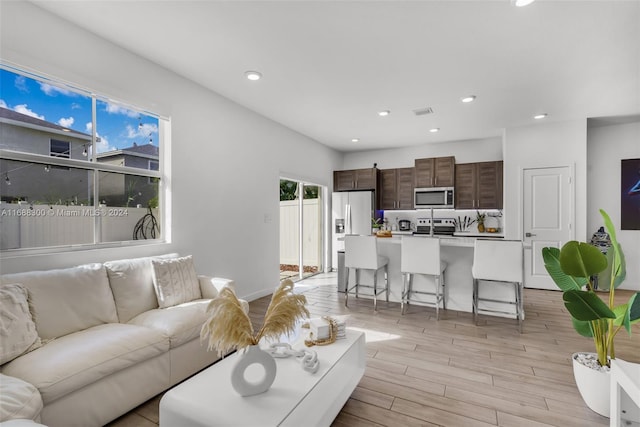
[0,64,167,254]
[49,139,71,158]
[148,159,159,184]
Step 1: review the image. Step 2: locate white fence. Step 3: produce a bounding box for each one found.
[279,199,322,267]
[1,200,315,261]
[0,203,158,249]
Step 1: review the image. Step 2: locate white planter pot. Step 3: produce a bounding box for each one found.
[572,352,640,422]
[572,352,610,417]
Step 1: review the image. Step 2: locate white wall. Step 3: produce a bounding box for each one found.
[503,120,588,242]
[0,2,343,301]
[342,136,502,170]
[587,120,640,291]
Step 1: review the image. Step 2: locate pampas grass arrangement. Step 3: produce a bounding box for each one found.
[200,279,309,357]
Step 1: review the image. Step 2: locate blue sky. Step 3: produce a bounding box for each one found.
[0,68,158,153]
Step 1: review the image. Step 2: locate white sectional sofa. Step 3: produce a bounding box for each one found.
[0,254,246,427]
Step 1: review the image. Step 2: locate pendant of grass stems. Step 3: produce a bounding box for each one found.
[200,279,309,357]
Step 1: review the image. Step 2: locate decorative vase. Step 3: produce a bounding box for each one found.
[477,222,485,233]
[230,345,277,397]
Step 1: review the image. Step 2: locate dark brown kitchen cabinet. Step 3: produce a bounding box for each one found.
[454,163,475,209]
[333,168,378,192]
[414,156,455,188]
[455,161,503,209]
[380,167,415,210]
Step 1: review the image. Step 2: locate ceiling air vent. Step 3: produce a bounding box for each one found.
[413,107,434,116]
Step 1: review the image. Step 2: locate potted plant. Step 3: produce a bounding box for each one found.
[542,209,639,417]
[371,217,382,234]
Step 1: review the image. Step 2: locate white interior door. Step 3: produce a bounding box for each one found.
[523,166,573,289]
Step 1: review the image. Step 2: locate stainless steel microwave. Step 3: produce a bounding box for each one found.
[414,187,455,209]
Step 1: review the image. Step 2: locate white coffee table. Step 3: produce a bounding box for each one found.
[160,329,365,427]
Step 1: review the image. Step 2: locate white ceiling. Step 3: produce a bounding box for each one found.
[31,0,640,152]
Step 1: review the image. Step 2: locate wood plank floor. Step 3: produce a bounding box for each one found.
[108,273,639,427]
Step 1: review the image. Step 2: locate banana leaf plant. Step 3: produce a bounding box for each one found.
[542,209,640,367]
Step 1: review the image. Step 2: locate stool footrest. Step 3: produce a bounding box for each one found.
[403,289,442,298]
[403,299,444,308]
[476,297,517,306]
[402,291,443,302]
[475,307,519,317]
[348,283,387,297]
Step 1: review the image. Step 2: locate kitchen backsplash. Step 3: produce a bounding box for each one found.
[382,209,503,232]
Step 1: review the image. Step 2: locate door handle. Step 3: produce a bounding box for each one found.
[525,232,536,237]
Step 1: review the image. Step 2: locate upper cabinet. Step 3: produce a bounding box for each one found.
[455,161,503,209]
[333,168,378,192]
[414,156,455,188]
[380,167,415,210]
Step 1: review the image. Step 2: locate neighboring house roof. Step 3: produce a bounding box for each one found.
[97,142,159,161]
[123,143,159,157]
[0,106,91,140]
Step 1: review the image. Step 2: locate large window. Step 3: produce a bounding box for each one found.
[0,65,165,251]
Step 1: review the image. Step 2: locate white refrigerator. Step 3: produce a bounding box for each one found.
[331,190,375,271]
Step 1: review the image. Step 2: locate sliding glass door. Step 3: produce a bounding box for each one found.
[279,179,323,281]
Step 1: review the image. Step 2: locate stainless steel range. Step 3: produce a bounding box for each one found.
[414,218,456,236]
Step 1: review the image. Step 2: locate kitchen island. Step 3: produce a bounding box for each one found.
[344,234,518,317]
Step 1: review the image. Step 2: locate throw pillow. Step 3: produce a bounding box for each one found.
[0,283,41,365]
[152,255,202,308]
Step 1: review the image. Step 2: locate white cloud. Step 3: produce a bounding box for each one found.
[0,99,7,109]
[86,122,115,153]
[96,136,114,153]
[15,75,29,93]
[71,103,82,110]
[14,104,45,120]
[58,117,74,128]
[39,82,73,97]
[105,103,138,118]
[126,123,158,139]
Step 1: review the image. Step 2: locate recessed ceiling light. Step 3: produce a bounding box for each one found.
[534,113,548,120]
[245,71,262,81]
[351,138,360,143]
[378,110,390,117]
[461,95,476,103]
[513,0,535,6]
[429,128,440,133]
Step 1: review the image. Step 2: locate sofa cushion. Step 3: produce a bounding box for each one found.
[152,256,201,308]
[0,284,41,365]
[1,323,168,405]
[127,299,210,348]
[0,373,43,422]
[1,264,117,341]
[104,254,178,323]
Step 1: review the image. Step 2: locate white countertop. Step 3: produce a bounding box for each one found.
[375,235,476,247]
[454,231,504,238]
[340,233,505,247]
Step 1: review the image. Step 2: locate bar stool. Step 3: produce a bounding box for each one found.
[344,235,389,311]
[400,236,447,320]
[471,239,524,332]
